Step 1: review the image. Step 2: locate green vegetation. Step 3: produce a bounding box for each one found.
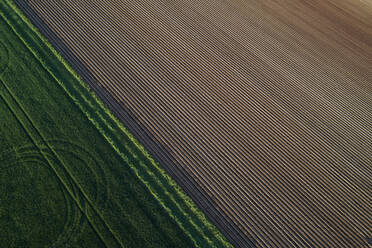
[0,1,232,247]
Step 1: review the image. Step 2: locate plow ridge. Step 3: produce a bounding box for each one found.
[7,0,372,247]
[0,1,231,247]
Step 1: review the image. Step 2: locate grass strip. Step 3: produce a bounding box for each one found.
[0,1,233,247]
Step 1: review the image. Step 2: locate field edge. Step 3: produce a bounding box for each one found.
[0,1,233,247]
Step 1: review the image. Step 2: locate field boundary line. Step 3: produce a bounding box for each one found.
[0,4,200,246]
[1,1,233,247]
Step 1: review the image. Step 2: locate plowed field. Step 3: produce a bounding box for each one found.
[0,1,230,247]
[16,0,372,247]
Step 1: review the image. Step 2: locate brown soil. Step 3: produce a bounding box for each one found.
[17,0,372,247]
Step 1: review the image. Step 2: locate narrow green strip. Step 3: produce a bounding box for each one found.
[0,1,233,247]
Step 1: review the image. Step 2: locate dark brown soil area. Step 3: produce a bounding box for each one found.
[16,0,372,246]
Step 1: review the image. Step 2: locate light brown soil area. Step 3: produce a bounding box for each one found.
[17,0,372,247]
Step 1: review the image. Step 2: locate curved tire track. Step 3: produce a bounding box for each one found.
[0,148,82,248]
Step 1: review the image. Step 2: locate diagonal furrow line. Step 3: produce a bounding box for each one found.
[0,2,228,247]
[16,0,371,247]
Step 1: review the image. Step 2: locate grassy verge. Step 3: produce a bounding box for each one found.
[0,1,232,247]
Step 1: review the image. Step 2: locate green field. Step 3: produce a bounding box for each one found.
[0,1,231,247]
